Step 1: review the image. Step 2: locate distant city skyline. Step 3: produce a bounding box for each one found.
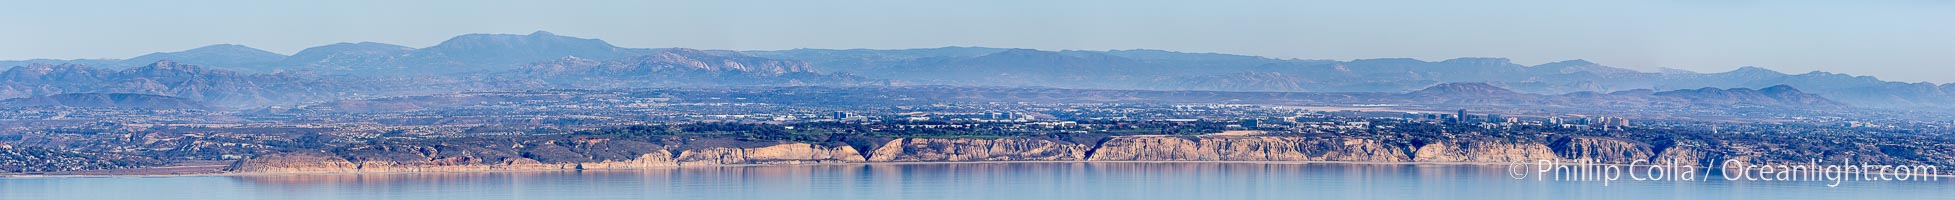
[2,0,1951,83]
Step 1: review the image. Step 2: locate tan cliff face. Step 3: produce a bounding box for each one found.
[351,158,570,173]
[1549,137,1656,164]
[230,143,861,174]
[1411,137,1665,164]
[1086,135,1411,162]
[230,135,1711,174]
[225,152,362,174]
[676,143,865,166]
[1412,140,1561,163]
[578,150,680,169]
[1652,146,1711,166]
[867,138,1088,162]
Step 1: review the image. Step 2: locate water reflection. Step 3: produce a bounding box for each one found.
[5,162,1950,200]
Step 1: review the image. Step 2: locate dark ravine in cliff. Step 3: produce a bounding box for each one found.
[228,135,1843,174]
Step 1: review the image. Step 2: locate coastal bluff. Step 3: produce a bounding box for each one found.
[228,135,1698,174]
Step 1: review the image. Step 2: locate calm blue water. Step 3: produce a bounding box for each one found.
[3,162,1950,200]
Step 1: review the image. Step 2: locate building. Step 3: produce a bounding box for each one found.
[1457,109,1467,122]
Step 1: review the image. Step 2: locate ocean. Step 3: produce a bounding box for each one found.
[3,162,1949,200]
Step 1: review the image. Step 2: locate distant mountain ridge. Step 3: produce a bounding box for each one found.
[511,48,878,88]
[0,93,209,110]
[1408,83,1520,97]
[1649,85,1845,108]
[280,42,414,72]
[1,31,1950,109]
[749,47,1953,109]
[0,61,350,107]
[1386,83,1848,110]
[121,44,288,71]
[376,31,653,75]
[270,31,659,75]
[5,31,655,75]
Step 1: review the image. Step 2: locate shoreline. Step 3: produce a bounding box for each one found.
[3,160,1511,178]
[12,160,1948,179]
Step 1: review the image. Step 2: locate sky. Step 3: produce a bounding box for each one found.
[2,0,1952,83]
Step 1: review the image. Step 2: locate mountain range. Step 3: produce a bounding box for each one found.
[0,44,878,107]
[2,31,655,75]
[2,31,1949,110]
[0,93,209,110]
[1400,82,1845,109]
[508,48,881,88]
[749,48,1955,109]
[0,61,349,106]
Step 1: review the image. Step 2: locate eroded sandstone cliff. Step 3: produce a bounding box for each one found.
[1411,140,1561,163]
[676,143,865,166]
[225,152,361,174]
[1549,137,1655,164]
[1086,135,1410,162]
[1652,145,1712,166]
[866,138,1088,162]
[230,143,859,173]
[231,135,1713,174]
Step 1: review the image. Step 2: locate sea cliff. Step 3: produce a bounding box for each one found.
[866,138,1088,162]
[227,135,1732,174]
[229,143,862,173]
[1086,135,1409,162]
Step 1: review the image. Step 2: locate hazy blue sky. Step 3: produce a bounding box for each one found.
[2,0,1951,83]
